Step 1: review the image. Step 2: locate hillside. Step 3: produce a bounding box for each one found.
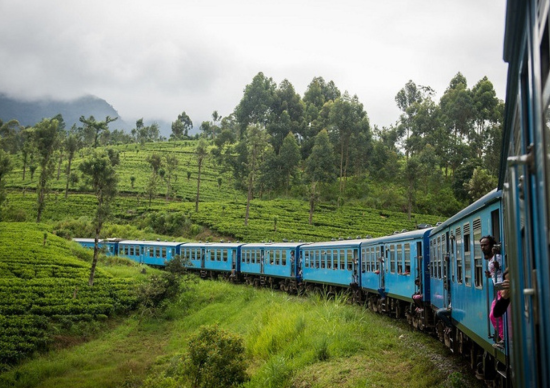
[0,222,145,372]
[3,141,443,242]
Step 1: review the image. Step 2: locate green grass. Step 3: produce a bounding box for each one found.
[0,222,149,372]
[0,280,484,388]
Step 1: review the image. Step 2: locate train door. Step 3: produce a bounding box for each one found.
[260,249,265,274]
[201,248,206,269]
[352,249,358,284]
[291,250,296,276]
[505,90,543,386]
[379,246,385,290]
[442,233,451,308]
[232,249,237,272]
[416,241,423,294]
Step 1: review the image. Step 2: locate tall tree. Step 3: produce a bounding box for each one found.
[146,153,163,207]
[304,129,337,224]
[301,77,341,158]
[64,134,81,198]
[471,77,502,160]
[439,73,475,174]
[243,125,270,226]
[171,112,193,140]
[0,119,23,154]
[0,149,12,219]
[79,149,119,286]
[268,79,305,153]
[20,128,34,181]
[34,118,60,222]
[234,72,276,136]
[79,115,118,148]
[195,139,208,212]
[328,92,370,199]
[279,132,301,194]
[164,154,179,201]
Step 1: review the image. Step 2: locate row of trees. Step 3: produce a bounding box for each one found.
[195,72,502,220]
[0,116,120,285]
[0,70,503,225]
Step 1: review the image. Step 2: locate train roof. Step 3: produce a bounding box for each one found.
[429,189,501,237]
[73,238,116,244]
[302,238,367,248]
[119,240,184,247]
[241,242,308,249]
[359,228,432,246]
[181,242,244,248]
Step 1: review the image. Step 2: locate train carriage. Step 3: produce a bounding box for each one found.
[360,229,431,323]
[118,240,183,265]
[429,190,505,380]
[239,242,306,292]
[181,242,243,280]
[300,240,361,296]
[73,238,120,256]
[500,1,550,386]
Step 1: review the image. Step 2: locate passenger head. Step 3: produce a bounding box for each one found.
[480,235,496,258]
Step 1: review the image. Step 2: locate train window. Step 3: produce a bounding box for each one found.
[371,248,375,271]
[304,251,310,268]
[320,251,326,269]
[473,218,483,289]
[404,244,410,275]
[316,250,321,268]
[348,250,354,271]
[162,248,166,258]
[435,236,442,279]
[325,251,331,269]
[429,240,435,278]
[130,246,134,256]
[455,227,462,284]
[337,250,343,270]
[397,245,403,274]
[275,250,280,265]
[282,251,287,266]
[388,245,394,273]
[464,223,472,286]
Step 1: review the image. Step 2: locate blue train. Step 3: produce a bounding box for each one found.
[499,1,550,387]
[74,2,550,386]
[73,189,510,385]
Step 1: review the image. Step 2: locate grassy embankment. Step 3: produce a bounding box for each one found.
[1,278,483,388]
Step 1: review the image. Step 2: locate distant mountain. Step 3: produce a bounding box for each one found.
[0,93,134,131]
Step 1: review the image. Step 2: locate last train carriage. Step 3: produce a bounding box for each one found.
[500,1,550,387]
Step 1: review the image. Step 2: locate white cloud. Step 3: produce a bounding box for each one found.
[0,0,508,128]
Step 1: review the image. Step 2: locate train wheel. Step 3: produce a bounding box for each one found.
[435,320,445,342]
[369,297,377,312]
[395,301,402,319]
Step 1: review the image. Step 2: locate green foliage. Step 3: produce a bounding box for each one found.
[183,325,248,388]
[0,222,138,371]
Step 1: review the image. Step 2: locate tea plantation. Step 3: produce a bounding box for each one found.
[0,223,140,371]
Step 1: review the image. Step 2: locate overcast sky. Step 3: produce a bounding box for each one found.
[0,0,508,130]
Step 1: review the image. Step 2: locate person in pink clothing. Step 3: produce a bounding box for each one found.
[480,236,504,343]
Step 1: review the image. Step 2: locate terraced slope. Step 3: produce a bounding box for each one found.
[0,223,139,371]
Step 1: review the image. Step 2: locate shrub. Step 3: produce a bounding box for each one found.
[183,325,248,388]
